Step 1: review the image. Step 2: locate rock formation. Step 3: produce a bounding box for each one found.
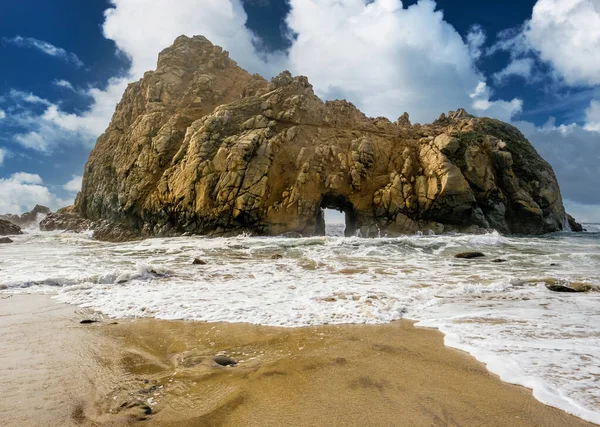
[0,219,22,236]
[71,35,569,240]
[1,205,50,228]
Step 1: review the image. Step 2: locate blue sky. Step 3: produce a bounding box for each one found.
[0,0,599,221]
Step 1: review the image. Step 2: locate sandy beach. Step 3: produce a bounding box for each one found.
[0,294,595,427]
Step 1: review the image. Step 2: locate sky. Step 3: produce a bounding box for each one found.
[0,0,599,222]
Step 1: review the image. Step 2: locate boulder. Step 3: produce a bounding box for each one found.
[0,205,50,228]
[70,35,570,240]
[0,237,14,244]
[454,252,486,259]
[0,219,22,236]
[545,280,592,293]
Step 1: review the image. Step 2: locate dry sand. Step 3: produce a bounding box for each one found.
[0,294,596,427]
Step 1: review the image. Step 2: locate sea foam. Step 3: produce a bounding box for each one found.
[1,229,599,423]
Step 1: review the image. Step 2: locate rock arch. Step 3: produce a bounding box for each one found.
[315,194,358,237]
[73,36,569,240]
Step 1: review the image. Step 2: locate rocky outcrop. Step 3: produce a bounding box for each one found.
[40,206,92,233]
[567,214,584,232]
[73,35,570,240]
[1,205,50,228]
[0,219,22,236]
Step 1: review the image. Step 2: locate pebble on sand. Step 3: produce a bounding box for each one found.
[213,355,237,366]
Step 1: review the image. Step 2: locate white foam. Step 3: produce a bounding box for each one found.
[1,229,600,423]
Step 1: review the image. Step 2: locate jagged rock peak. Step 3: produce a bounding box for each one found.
[156,35,235,71]
[72,35,570,241]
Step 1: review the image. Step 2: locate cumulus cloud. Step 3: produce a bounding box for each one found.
[3,36,84,67]
[63,175,83,193]
[102,0,285,79]
[493,58,535,84]
[284,0,519,123]
[0,148,8,165]
[0,172,72,214]
[491,0,600,87]
[585,100,600,131]
[0,109,5,119]
[470,82,523,122]
[466,25,486,60]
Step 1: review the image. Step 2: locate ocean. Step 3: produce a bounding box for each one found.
[1,224,599,423]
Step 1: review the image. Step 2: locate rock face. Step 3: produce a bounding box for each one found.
[0,219,22,236]
[74,35,569,239]
[1,205,50,228]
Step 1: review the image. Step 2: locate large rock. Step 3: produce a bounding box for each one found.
[0,219,22,236]
[0,205,50,228]
[73,35,570,240]
[40,206,93,233]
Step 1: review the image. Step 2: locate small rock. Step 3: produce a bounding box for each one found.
[491,258,507,263]
[545,282,591,293]
[271,254,283,259]
[549,263,559,267]
[192,258,207,265]
[213,355,237,366]
[0,237,14,244]
[80,319,99,324]
[454,252,485,259]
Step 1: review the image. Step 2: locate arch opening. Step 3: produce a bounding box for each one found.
[316,194,357,237]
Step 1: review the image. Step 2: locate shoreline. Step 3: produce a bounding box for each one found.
[0,294,597,426]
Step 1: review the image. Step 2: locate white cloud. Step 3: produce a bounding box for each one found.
[284,0,519,123]
[9,89,52,106]
[491,0,600,87]
[0,109,5,119]
[466,25,486,60]
[585,99,600,131]
[493,58,535,84]
[527,0,600,86]
[5,84,118,152]
[63,175,83,193]
[11,172,43,184]
[470,82,523,122]
[3,36,84,67]
[0,148,7,165]
[0,173,72,214]
[54,79,76,91]
[14,131,51,152]
[102,0,285,79]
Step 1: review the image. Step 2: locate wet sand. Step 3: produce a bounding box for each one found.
[0,295,596,427]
